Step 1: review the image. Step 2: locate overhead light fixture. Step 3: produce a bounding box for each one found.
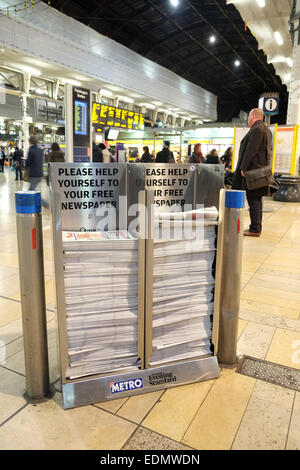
[274,31,283,46]
[235,59,241,67]
[256,0,265,7]
[286,58,293,67]
[139,103,156,109]
[60,78,81,86]
[118,96,134,103]
[18,65,41,76]
[170,0,179,7]
[100,88,113,97]
[209,35,216,43]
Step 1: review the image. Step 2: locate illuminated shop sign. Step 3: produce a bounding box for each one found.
[92,102,144,131]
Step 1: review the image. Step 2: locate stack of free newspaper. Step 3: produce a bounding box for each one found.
[149,207,218,366]
[62,230,140,379]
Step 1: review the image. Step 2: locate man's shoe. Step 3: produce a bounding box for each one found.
[244,230,261,237]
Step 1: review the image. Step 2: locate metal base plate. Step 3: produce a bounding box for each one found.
[62,355,220,409]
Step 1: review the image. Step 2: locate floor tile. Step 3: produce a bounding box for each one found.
[241,285,300,310]
[0,397,136,450]
[117,391,164,424]
[266,329,300,369]
[239,309,300,333]
[286,392,300,450]
[123,426,192,450]
[142,380,214,442]
[237,319,248,339]
[0,366,26,425]
[94,398,129,414]
[182,368,255,450]
[240,298,299,320]
[0,298,21,328]
[5,330,59,383]
[232,381,295,450]
[237,322,275,360]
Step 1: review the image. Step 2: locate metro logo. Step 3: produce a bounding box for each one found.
[110,378,143,394]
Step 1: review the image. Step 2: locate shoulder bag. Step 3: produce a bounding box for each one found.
[244,125,275,190]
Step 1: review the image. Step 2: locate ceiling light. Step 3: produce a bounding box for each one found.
[100,88,113,97]
[234,60,241,67]
[139,103,156,109]
[60,78,81,86]
[170,0,179,7]
[286,58,293,67]
[209,35,216,43]
[118,96,134,103]
[274,32,283,46]
[18,65,41,76]
[256,0,265,7]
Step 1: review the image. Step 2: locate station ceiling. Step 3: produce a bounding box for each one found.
[43,0,289,123]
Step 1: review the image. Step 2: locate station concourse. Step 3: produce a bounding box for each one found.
[0,0,299,452]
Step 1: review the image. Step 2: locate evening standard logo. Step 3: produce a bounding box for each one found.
[149,371,177,386]
[110,378,143,394]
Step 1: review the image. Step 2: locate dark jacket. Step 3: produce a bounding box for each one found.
[48,150,65,163]
[156,148,175,163]
[205,154,220,164]
[25,144,43,177]
[189,152,205,164]
[232,120,272,198]
[221,152,232,170]
[93,143,102,163]
[141,151,153,163]
[13,149,23,164]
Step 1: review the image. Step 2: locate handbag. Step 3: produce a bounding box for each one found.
[23,168,29,182]
[244,125,275,190]
[244,165,274,190]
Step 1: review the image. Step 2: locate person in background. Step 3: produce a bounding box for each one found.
[92,141,102,162]
[25,135,49,208]
[0,147,5,173]
[99,143,115,163]
[232,108,271,237]
[221,147,233,171]
[141,146,153,163]
[47,142,65,163]
[156,141,175,163]
[205,148,220,164]
[12,146,23,180]
[189,143,205,163]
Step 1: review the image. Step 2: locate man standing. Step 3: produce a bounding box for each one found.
[156,141,175,163]
[25,135,49,208]
[232,108,271,237]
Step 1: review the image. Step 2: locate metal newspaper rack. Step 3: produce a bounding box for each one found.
[49,163,224,409]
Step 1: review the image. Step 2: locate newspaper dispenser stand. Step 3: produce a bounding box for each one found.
[49,163,223,409]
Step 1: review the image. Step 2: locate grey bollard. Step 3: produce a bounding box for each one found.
[217,190,245,366]
[15,191,52,402]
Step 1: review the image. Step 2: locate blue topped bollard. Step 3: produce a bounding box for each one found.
[218,190,245,366]
[15,191,51,402]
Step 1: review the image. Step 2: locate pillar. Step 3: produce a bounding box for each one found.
[22,72,31,157]
[287,0,300,124]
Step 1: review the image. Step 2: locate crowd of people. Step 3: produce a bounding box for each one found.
[0,108,270,236]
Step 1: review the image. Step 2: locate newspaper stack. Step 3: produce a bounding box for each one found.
[149,207,217,366]
[62,230,140,379]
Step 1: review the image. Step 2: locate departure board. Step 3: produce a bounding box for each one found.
[74,101,88,135]
[92,102,144,131]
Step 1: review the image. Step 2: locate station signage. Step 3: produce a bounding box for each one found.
[35,98,64,123]
[92,102,144,131]
[259,96,280,116]
[73,87,90,148]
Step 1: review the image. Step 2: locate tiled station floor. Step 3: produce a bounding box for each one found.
[0,169,299,450]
